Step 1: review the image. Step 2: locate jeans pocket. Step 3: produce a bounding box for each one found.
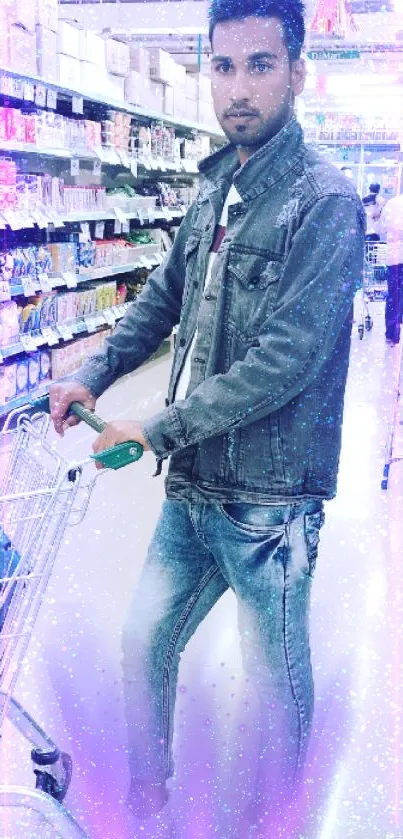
[219,502,288,533]
[304,509,325,577]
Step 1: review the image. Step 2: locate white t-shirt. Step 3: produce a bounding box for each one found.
[381,194,403,266]
[175,184,241,401]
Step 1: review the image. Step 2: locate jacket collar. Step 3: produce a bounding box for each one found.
[198,116,305,202]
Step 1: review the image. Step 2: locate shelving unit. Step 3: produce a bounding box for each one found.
[0,61,222,422]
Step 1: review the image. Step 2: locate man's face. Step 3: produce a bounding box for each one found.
[211,16,305,159]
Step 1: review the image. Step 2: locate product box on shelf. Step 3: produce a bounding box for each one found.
[129,46,150,78]
[185,98,198,123]
[36,0,58,33]
[124,71,142,106]
[28,351,41,391]
[2,363,17,403]
[80,62,108,97]
[198,100,219,129]
[58,54,81,91]
[105,74,126,102]
[149,48,175,86]
[163,84,174,116]
[9,24,37,76]
[9,0,36,33]
[196,73,213,103]
[36,24,58,81]
[80,31,106,68]
[185,73,198,102]
[57,20,81,60]
[104,37,130,77]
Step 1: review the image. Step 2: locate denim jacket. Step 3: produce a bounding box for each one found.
[73,117,365,503]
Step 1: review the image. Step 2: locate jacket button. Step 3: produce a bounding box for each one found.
[165,398,169,407]
[194,282,199,288]
[179,337,186,347]
[249,276,259,286]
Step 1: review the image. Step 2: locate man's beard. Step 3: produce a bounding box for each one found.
[220,96,293,150]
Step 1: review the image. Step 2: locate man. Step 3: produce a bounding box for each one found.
[50,0,365,835]
[380,192,403,345]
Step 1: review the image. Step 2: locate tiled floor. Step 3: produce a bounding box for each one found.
[1,301,403,839]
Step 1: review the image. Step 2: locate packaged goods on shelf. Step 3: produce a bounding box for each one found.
[163,85,174,117]
[80,62,110,98]
[57,20,81,60]
[36,24,58,81]
[58,54,81,90]
[28,351,41,391]
[39,347,51,382]
[105,74,125,102]
[0,301,20,347]
[48,242,76,274]
[79,31,106,67]
[9,0,36,32]
[0,158,17,210]
[197,74,213,103]
[16,357,29,395]
[51,330,110,380]
[104,37,130,78]
[129,46,150,77]
[9,25,37,77]
[1,363,17,403]
[36,0,58,32]
[124,71,142,107]
[149,48,176,86]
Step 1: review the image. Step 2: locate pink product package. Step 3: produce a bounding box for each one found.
[0,301,20,348]
[0,158,17,210]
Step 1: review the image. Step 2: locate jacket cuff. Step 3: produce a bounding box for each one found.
[68,355,117,399]
[142,405,187,457]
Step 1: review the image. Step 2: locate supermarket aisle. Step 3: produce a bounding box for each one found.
[1,301,403,839]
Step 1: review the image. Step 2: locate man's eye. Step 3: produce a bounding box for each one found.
[214,62,232,74]
[251,62,273,73]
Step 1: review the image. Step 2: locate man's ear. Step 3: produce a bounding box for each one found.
[291,58,306,96]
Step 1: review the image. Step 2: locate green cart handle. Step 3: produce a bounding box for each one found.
[30,395,143,470]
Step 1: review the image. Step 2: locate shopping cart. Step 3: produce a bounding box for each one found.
[0,398,143,838]
[358,241,388,339]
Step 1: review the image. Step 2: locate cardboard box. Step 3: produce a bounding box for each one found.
[80,61,108,96]
[36,0,58,32]
[124,70,142,105]
[149,48,175,85]
[185,98,198,123]
[80,31,106,67]
[129,45,150,77]
[36,24,58,81]
[197,73,213,102]
[198,99,218,128]
[185,73,198,101]
[9,24,37,76]
[58,54,81,90]
[105,73,125,102]
[58,20,81,60]
[163,84,174,116]
[105,37,130,77]
[10,0,36,33]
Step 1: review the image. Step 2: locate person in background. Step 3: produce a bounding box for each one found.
[49,0,365,835]
[362,182,384,243]
[380,191,403,345]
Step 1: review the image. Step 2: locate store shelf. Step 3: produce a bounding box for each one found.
[0,382,50,419]
[9,251,164,297]
[0,303,131,364]
[0,66,225,143]
[0,206,185,232]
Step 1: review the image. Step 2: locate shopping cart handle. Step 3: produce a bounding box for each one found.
[30,395,143,469]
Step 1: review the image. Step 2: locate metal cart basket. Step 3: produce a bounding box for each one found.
[0,399,142,838]
[358,241,388,339]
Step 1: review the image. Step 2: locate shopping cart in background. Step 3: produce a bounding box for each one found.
[0,399,143,838]
[358,241,388,339]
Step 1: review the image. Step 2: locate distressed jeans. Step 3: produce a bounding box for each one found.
[122,498,324,817]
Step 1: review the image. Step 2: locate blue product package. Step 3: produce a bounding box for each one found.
[0,527,22,632]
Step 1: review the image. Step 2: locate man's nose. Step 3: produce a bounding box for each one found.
[229,70,252,103]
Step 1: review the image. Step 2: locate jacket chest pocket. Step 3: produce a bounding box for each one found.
[226,249,283,339]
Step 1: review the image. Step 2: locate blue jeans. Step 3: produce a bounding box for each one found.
[122,499,324,816]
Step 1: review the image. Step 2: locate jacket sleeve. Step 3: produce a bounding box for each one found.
[69,202,197,398]
[142,193,365,457]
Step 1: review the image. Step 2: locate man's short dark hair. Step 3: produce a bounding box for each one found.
[208,0,306,61]
[369,183,381,194]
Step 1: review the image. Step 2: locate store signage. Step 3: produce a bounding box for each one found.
[307,49,360,61]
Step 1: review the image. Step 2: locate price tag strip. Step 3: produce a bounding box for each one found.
[41,327,60,347]
[20,334,38,353]
[114,207,129,225]
[21,276,38,297]
[39,273,53,292]
[104,309,117,327]
[84,316,98,333]
[72,95,84,115]
[58,324,74,342]
[62,272,78,289]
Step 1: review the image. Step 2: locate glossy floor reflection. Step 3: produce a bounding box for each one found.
[1,301,402,839]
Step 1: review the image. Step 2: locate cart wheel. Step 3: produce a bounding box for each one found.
[32,748,73,803]
[365,315,373,331]
[358,324,364,340]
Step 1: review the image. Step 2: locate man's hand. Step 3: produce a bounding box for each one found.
[92,420,150,469]
[50,381,96,436]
